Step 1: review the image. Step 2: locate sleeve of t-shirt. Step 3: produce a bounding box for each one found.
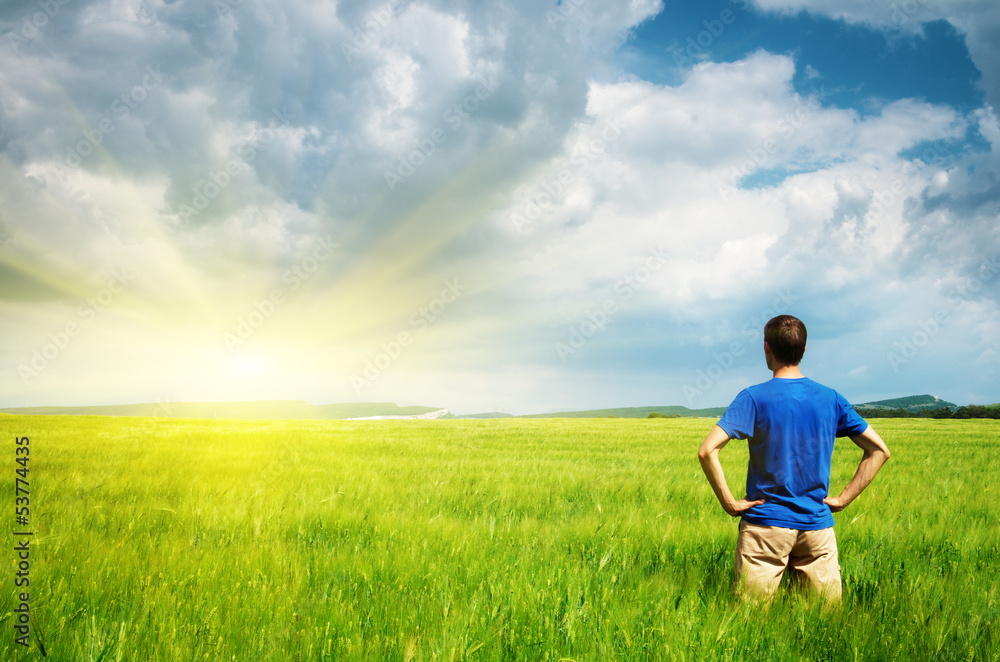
[717,389,756,440]
[835,392,869,437]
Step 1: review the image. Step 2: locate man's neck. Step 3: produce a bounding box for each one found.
[772,364,804,379]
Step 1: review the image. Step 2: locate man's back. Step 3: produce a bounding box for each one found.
[697,315,890,601]
[717,377,869,530]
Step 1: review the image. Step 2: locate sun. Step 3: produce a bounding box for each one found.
[233,355,267,376]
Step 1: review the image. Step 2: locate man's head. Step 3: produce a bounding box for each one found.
[764,315,807,367]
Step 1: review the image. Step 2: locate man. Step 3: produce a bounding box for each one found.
[697,315,890,601]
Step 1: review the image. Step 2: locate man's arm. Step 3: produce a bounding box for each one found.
[697,424,766,517]
[823,425,891,513]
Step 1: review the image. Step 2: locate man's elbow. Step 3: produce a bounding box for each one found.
[861,444,890,464]
[868,446,890,464]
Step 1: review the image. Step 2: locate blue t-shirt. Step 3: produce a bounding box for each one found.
[716,377,869,530]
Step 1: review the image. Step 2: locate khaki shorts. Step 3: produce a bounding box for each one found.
[734,519,841,601]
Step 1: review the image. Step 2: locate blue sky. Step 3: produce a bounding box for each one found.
[0,0,997,415]
[621,2,983,111]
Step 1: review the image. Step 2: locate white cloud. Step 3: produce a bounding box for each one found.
[490,53,968,310]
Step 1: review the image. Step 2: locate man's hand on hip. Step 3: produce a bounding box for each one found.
[724,496,766,517]
[823,495,846,513]
[824,425,891,515]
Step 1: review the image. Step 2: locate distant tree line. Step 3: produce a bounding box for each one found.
[854,405,1000,419]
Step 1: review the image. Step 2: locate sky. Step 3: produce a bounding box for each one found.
[0,0,997,416]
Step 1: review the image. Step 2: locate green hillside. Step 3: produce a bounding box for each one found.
[856,394,957,412]
[0,401,441,420]
[520,405,726,419]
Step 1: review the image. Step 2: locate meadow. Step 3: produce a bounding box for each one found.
[1,415,998,661]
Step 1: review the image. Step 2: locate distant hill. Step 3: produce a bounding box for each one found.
[0,401,726,420]
[855,394,958,413]
[5,395,979,421]
[0,401,441,420]
[520,405,726,419]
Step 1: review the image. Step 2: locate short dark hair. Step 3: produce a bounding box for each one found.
[764,315,807,365]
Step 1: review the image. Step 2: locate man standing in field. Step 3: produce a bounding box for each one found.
[697,315,890,601]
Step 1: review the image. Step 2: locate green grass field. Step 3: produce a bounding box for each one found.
[2,416,998,661]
